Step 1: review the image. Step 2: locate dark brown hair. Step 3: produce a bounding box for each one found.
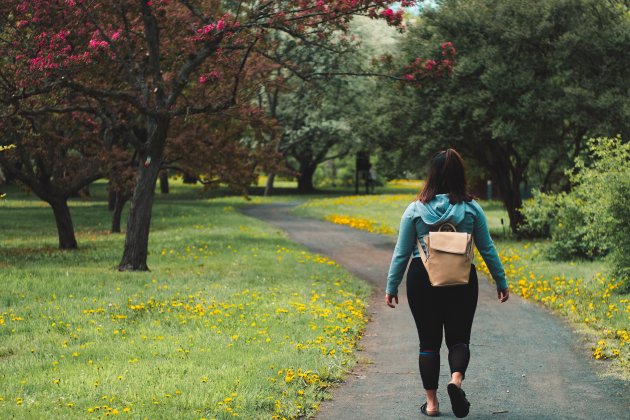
[417,148,473,204]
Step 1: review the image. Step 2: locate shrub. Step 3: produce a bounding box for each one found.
[546,192,607,260]
[608,176,630,292]
[518,191,559,238]
[520,136,629,268]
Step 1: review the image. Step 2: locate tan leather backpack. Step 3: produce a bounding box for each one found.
[417,223,474,287]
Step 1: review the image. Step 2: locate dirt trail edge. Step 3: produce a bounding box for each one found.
[243,203,629,420]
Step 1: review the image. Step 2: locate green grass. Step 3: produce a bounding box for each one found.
[295,193,630,378]
[0,182,370,418]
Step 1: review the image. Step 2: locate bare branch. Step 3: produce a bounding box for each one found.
[178,0,208,22]
[19,106,97,116]
[230,41,258,105]
[61,80,151,114]
[166,35,224,108]
[169,100,234,117]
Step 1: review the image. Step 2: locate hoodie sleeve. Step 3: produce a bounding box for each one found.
[471,201,508,290]
[385,204,417,295]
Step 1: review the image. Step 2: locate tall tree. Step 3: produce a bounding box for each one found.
[260,16,452,194]
[277,73,364,193]
[379,0,630,232]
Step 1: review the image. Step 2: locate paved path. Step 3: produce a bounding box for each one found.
[243,203,629,420]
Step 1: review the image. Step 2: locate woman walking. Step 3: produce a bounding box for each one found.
[385,149,509,418]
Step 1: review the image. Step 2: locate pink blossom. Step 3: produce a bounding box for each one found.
[88,39,109,49]
[381,8,394,17]
[198,75,208,84]
[216,19,225,31]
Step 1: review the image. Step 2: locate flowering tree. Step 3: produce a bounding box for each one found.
[2,0,448,270]
[0,111,104,249]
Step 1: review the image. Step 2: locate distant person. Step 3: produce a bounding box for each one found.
[364,164,376,194]
[385,149,509,418]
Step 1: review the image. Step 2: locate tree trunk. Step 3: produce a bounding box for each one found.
[49,197,78,249]
[264,172,276,196]
[111,192,130,233]
[159,170,169,194]
[297,162,316,193]
[492,166,524,234]
[472,145,525,234]
[118,119,169,271]
[505,195,525,233]
[118,160,161,270]
[108,190,116,211]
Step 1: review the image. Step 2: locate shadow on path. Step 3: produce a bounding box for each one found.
[243,203,629,420]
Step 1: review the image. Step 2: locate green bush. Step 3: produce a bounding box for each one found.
[520,136,629,269]
[546,193,608,260]
[519,191,558,238]
[608,177,630,292]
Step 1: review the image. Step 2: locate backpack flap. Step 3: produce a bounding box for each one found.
[427,232,470,255]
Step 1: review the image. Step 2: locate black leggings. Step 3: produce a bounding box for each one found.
[406,258,479,390]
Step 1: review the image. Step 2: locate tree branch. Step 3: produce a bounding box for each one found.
[139,0,166,106]
[61,80,150,114]
[166,35,224,108]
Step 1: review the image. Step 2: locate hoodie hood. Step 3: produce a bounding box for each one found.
[415,194,466,227]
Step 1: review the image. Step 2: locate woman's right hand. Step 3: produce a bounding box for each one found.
[497,287,509,303]
[386,293,398,308]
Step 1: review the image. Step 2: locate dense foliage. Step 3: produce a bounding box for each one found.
[374,0,630,232]
[520,136,630,289]
[0,0,447,267]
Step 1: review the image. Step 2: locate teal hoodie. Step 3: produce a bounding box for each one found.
[385,194,508,295]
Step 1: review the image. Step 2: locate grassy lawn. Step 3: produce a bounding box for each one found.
[0,182,370,419]
[295,191,630,378]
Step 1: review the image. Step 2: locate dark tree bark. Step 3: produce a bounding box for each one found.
[470,142,527,234]
[118,119,169,271]
[264,172,276,196]
[48,197,78,249]
[108,189,116,211]
[159,170,169,194]
[118,160,161,270]
[297,161,316,193]
[111,192,130,233]
[488,160,525,234]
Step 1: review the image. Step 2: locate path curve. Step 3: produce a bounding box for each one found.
[243,203,629,419]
